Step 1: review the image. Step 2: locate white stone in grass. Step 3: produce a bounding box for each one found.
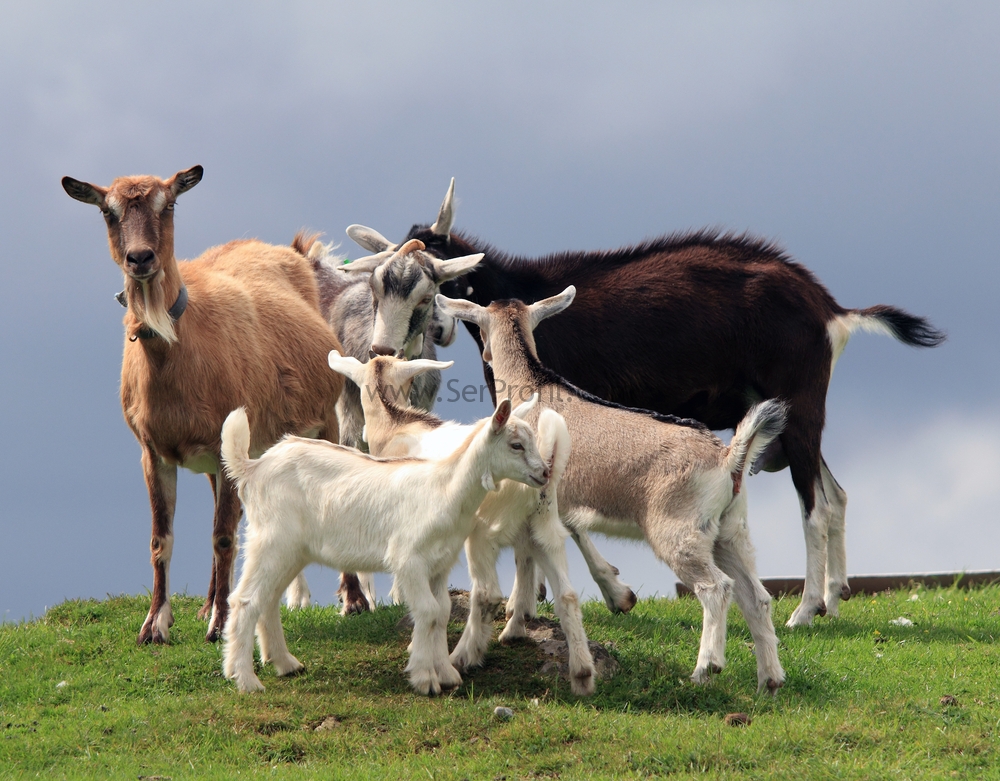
[493,706,514,720]
[56,681,68,688]
[890,617,914,627]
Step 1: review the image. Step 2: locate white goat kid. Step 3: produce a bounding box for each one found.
[328,351,597,695]
[296,232,483,615]
[438,288,789,693]
[220,400,548,696]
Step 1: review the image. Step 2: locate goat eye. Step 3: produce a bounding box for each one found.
[165,203,175,211]
[511,442,524,451]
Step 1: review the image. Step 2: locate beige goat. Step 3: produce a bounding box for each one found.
[62,166,343,644]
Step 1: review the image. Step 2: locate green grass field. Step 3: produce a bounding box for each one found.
[1,585,997,780]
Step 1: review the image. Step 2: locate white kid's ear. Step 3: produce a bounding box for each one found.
[430,177,455,236]
[389,358,454,384]
[328,350,367,385]
[527,286,576,331]
[491,398,512,434]
[435,294,487,327]
[512,392,539,419]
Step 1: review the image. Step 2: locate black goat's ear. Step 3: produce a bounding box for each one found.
[62,176,107,207]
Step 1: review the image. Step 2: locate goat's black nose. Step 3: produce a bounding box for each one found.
[370,345,395,357]
[126,249,155,270]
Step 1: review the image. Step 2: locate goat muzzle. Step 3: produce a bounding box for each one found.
[125,248,157,278]
[370,344,397,358]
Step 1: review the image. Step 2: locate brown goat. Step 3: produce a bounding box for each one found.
[62,166,344,644]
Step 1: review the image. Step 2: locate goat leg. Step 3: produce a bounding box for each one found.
[138,448,176,645]
[338,572,371,615]
[205,471,241,642]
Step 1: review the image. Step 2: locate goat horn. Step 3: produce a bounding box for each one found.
[430,177,455,236]
[394,238,426,257]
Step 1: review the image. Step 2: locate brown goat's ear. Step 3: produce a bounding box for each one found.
[61,177,107,207]
[168,165,203,197]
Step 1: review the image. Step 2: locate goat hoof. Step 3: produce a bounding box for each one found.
[340,595,371,616]
[709,663,724,675]
[618,590,638,613]
[816,601,827,618]
[536,582,547,601]
[571,668,596,696]
[840,584,852,601]
[767,678,783,692]
[138,617,169,646]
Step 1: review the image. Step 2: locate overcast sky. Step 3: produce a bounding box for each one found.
[2,3,998,624]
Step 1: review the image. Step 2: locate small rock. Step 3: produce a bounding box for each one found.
[526,617,620,682]
[314,716,342,732]
[724,712,751,727]
[397,589,504,630]
[55,681,68,689]
[493,706,514,720]
[940,695,959,707]
[890,617,914,627]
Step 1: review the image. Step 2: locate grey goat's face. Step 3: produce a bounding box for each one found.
[344,233,483,359]
[369,252,438,359]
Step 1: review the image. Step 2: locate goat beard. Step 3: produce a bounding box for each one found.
[125,271,178,343]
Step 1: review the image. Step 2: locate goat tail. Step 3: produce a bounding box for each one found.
[220,407,254,487]
[537,408,572,485]
[840,305,945,348]
[291,230,323,259]
[724,400,789,486]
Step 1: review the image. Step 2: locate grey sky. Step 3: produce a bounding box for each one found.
[2,3,998,623]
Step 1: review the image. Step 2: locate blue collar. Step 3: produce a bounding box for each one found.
[116,284,189,340]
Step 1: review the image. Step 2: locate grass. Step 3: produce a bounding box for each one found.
[0,585,998,780]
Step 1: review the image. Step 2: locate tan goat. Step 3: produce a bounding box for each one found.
[62,166,344,644]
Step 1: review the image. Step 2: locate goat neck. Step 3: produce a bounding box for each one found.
[476,302,545,400]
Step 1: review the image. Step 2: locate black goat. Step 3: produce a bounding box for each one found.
[396,180,944,627]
